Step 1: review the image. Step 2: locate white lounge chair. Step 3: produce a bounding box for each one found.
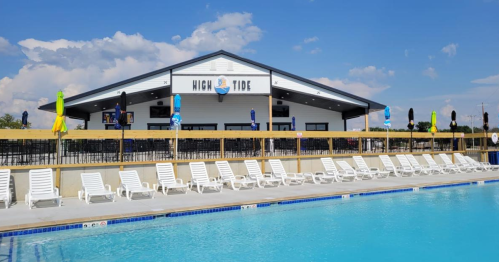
[215,161,256,190]
[379,155,415,177]
[244,160,282,188]
[335,161,365,181]
[422,154,451,174]
[189,162,223,194]
[269,159,306,186]
[155,163,189,195]
[396,155,418,176]
[118,170,155,200]
[25,169,61,209]
[78,173,115,204]
[453,153,479,172]
[464,156,499,171]
[320,158,355,182]
[406,154,434,175]
[0,169,11,209]
[439,154,469,173]
[353,156,389,179]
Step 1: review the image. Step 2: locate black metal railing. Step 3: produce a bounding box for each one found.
[300,138,329,155]
[0,140,56,166]
[265,138,297,156]
[333,138,359,154]
[177,139,220,160]
[224,138,261,158]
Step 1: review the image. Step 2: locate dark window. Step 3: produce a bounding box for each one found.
[181,124,217,130]
[306,123,328,131]
[225,123,260,131]
[105,124,131,130]
[272,105,290,117]
[150,106,171,118]
[267,122,291,131]
[147,123,171,130]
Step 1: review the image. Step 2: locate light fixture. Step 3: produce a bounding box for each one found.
[155,97,158,99]
[94,104,97,107]
[286,93,289,95]
[129,102,132,104]
[281,96,284,99]
[337,104,340,107]
[103,107,106,110]
[305,102,308,104]
[329,107,331,109]
[312,98,315,101]
[151,93,154,95]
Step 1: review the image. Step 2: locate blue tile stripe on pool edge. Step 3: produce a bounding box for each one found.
[1,178,498,237]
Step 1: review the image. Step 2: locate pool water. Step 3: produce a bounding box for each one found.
[4,183,499,261]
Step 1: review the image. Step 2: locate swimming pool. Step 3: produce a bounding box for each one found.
[3,183,499,261]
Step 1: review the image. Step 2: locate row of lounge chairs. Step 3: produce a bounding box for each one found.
[0,153,496,209]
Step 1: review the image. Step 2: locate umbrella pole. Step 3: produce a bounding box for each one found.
[386,128,389,153]
[57,131,61,165]
[120,126,124,162]
[410,131,413,152]
[175,125,178,161]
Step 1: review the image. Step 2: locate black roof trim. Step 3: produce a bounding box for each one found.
[39,50,385,111]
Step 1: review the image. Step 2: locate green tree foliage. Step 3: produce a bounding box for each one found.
[0,114,31,129]
[416,121,432,132]
[75,124,84,130]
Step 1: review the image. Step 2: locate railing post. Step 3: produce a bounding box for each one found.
[297,138,301,173]
[431,136,434,158]
[55,135,61,188]
[329,137,333,155]
[358,137,362,154]
[261,138,265,173]
[220,138,224,159]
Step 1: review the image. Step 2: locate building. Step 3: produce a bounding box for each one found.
[39,50,385,131]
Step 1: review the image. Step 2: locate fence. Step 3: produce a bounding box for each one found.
[0,129,495,187]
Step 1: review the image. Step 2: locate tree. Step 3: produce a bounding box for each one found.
[416,121,431,133]
[75,124,84,130]
[0,114,31,129]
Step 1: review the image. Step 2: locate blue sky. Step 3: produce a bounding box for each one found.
[0,0,498,129]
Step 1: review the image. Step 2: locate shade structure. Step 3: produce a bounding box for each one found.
[291,116,296,131]
[407,108,414,130]
[51,91,68,133]
[22,110,28,129]
[484,112,489,131]
[430,111,437,133]
[118,92,128,126]
[172,94,182,126]
[384,106,391,128]
[114,104,122,129]
[250,109,257,131]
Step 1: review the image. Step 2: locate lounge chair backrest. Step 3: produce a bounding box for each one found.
[119,170,142,189]
[353,156,369,170]
[453,153,467,165]
[439,154,453,165]
[215,161,235,180]
[321,158,339,173]
[423,154,438,166]
[245,160,263,179]
[269,159,287,176]
[406,154,421,167]
[190,162,210,183]
[156,163,176,184]
[81,173,105,192]
[396,155,411,167]
[0,169,10,196]
[336,161,354,171]
[29,169,54,195]
[379,155,395,170]
[464,156,477,164]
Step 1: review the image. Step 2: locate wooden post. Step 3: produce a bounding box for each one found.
[431,136,435,158]
[170,95,174,115]
[55,136,61,188]
[268,95,273,131]
[297,138,301,173]
[56,168,61,188]
[261,138,265,173]
[358,137,363,154]
[365,113,369,132]
[220,138,224,159]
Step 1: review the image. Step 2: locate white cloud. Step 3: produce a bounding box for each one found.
[178,12,262,52]
[349,66,395,79]
[404,49,409,57]
[428,55,435,60]
[441,43,458,57]
[0,37,19,55]
[171,35,181,41]
[310,48,321,54]
[206,3,210,9]
[1,13,265,128]
[312,77,389,99]
[422,67,438,79]
[471,74,499,84]
[445,99,451,103]
[292,45,302,51]
[440,104,455,117]
[304,36,319,43]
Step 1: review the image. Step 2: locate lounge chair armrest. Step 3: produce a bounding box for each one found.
[142,182,150,188]
[315,171,325,175]
[263,172,273,178]
[370,167,380,172]
[105,184,112,191]
[176,178,184,184]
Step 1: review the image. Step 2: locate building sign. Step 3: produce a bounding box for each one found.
[173,75,270,94]
[102,112,134,124]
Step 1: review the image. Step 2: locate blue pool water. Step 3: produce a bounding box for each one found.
[3,183,499,261]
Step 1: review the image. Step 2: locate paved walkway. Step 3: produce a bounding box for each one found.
[1,172,499,231]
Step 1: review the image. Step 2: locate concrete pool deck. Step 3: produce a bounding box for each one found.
[1,172,499,232]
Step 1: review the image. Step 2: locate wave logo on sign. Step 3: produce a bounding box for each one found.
[82,220,108,230]
[214,75,230,95]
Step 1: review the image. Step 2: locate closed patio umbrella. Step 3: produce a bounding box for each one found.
[22,110,28,129]
[384,106,391,152]
[118,92,127,162]
[430,110,437,150]
[172,94,182,160]
[408,108,414,152]
[450,110,457,149]
[291,116,296,131]
[114,103,121,130]
[251,108,257,131]
[52,91,68,133]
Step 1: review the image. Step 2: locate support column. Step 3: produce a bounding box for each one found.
[297,138,301,173]
[365,111,369,132]
[343,119,347,131]
[170,95,174,115]
[261,138,265,173]
[268,95,273,131]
